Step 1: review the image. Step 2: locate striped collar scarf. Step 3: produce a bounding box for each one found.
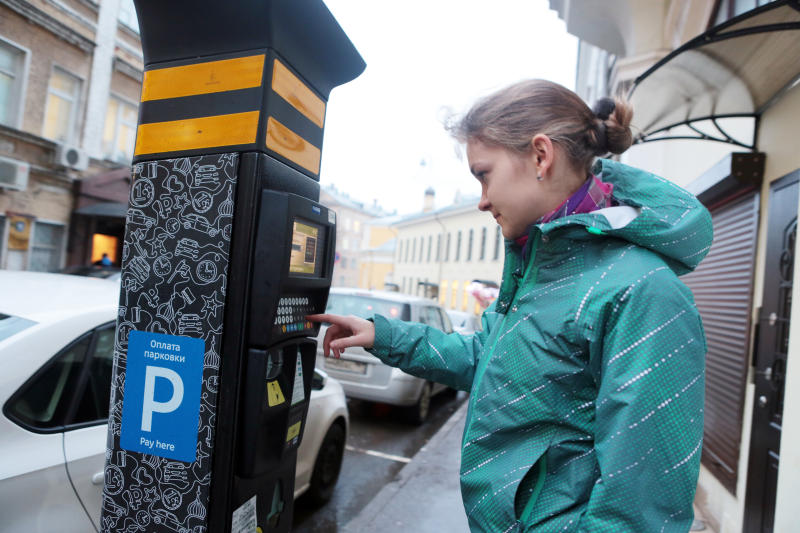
[515,174,616,250]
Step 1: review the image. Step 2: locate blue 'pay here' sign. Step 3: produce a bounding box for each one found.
[120,330,205,463]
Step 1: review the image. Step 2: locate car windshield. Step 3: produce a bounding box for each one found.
[326,294,410,321]
[0,313,37,342]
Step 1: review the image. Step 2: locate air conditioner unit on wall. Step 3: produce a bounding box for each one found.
[0,155,30,191]
[55,143,89,171]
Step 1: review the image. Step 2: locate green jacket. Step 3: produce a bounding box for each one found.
[369,159,712,532]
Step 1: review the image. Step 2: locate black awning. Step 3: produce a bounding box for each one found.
[628,0,800,149]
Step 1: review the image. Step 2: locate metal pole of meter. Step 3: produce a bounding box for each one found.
[100,2,364,532]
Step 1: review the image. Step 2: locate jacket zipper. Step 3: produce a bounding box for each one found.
[462,232,541,447]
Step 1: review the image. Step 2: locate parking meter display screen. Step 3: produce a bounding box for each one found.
[289,220,323,277]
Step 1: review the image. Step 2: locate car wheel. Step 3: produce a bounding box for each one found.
[406,381,432,425]
[306,422,346,506]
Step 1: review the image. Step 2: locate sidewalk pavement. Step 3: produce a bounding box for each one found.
[344,400,470,533]
[342,399,717,533]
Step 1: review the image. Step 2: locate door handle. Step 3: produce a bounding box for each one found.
[92,471,104,485]
[755,366,773,381]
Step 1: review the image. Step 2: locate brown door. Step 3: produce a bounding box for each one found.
[743,170,798,533]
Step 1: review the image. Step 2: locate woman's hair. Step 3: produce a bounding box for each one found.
[448,79,633,175]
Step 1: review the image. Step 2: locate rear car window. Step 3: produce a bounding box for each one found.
[0,313,37,342]
[326,294,410,321]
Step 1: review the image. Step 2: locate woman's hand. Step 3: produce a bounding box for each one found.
[306,314,375,358]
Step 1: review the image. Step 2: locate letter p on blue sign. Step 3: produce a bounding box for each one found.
[120,331,205,462]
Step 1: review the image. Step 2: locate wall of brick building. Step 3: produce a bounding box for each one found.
[0,6,92,139]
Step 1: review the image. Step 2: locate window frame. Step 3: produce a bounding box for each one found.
[3,320,116,434]
[0,36,30,130]
[102,92,138,163]
[42,65,84,144]
[28,219,67,272]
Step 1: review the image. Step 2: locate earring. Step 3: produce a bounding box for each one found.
[536,174,543,181]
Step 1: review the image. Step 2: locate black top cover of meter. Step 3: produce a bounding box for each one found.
[249,191,335,348]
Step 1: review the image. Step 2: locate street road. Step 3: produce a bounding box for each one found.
[292,391,468,532]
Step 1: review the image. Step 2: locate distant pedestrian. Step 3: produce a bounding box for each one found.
[96,253,112,267]
[310,79,711,532]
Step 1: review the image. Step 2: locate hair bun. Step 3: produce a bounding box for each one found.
[592,97,616,121]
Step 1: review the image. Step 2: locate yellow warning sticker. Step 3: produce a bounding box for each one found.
[267,381,285,407]
[286,421,302,442]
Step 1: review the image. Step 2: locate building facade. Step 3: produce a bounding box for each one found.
[0,0,142,271]
[551,1,800,531]
[319,184,388,288]
[392,195,503,315]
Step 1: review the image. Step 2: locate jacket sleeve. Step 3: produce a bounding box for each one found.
[367,310,498,392]
[577,275,706,532]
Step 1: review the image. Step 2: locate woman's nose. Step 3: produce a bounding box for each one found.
[478,193,490,211]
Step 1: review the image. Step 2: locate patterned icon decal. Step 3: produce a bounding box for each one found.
[102,153,238,533]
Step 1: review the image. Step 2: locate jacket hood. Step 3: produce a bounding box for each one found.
[537,158,713,275]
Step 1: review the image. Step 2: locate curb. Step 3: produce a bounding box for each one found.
[343,400,470,532]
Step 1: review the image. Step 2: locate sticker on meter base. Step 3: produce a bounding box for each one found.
[120,330,204,463]
[231,495,257,533]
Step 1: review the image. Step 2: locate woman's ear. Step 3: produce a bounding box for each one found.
[530,134,554,178]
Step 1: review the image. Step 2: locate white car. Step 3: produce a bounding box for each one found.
[316,288,455,424]
[445,309,483,335]
[0,271,347,532]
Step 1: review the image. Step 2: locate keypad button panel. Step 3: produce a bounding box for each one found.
[272,295,314,334]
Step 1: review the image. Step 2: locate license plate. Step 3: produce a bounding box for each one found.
[324,358,367,374]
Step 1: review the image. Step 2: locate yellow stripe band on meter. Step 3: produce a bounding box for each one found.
[286,421,302,442]
[267,381,285,407]
[141,54,265,102]
[265,116,321,174]
[271,59,325,128]
[134,111,260,155]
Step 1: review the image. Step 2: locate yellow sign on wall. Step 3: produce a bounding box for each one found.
[7,215,32,251]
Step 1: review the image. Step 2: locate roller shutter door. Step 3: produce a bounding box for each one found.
[681,192,759,493]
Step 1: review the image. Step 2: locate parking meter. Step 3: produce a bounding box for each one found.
[100,2,364,532]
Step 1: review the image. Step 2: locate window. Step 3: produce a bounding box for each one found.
[436,235,441,262]
[405,239,410,262]
[712,0,774,25]
[480,227,487,261]
[118,0,140,32]
[354,220,361,232]
[397,240,403,263]
[419,237,424,263]
[412,238,417,262]
[103,96,137,162]
[455,231,462,261]
[30,221,65,272]
[445,233,451,262]
[6,322,116,431]
[420,306,444,331]
[341,257,348,269]
[43,68,82,143]
[467,229,474,261]
[325,293,410,320]
[494,226,502,260]
[451,281,459,309]
[0,39,26,128]
[427,236,432,262]
[0,312,36,342]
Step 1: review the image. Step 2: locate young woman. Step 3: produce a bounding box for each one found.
[309,80,711,532]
